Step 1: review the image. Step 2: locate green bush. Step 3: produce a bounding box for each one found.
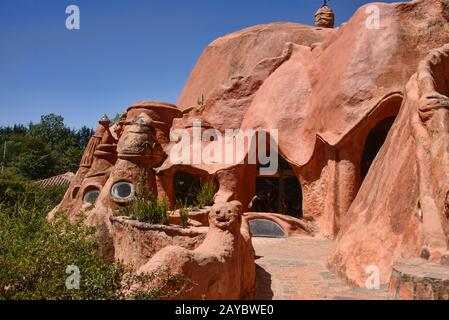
[176,199,190,229]
[0,209,187,300]
[0,173,189,300]
[119,191,170,226]
[118,172,170,225]
[195,180,217,208]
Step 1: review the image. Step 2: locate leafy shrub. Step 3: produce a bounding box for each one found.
[0,173,189,300]
[119,191,170,226]
[0,209,187,300]
[195,180,217,208]
[118,172,170,225]
[176,199,190,229]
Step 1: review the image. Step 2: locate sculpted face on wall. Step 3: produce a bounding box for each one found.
[209,201,243,233]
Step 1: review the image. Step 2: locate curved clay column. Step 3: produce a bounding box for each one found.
[298,139,359,239]
[413,44,449,258]
[331,144,361,238]
[215,167,241,204]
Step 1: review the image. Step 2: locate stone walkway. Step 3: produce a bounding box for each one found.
[253,236,390,300]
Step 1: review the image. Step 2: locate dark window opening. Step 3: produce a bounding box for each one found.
[282,176,302,218]
[83,188,100,205]
[279,157,293,171]
[252,156,303,219]
[361,117,396,181]
[174,172,201,206]
[254,177,279,213]
[72,187,80,199]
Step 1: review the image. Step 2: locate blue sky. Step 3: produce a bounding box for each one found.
[0,0,400,129]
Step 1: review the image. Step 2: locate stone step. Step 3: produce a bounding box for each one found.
[390,259,449,300]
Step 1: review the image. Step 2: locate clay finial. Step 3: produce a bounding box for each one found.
[99,114,110,126]
[315,2,335,29]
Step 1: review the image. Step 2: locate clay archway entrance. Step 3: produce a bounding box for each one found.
[253,157,303,218]
[361,117,396,181]
[174,172,201,206]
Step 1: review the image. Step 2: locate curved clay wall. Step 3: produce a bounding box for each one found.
[329,44,449,287]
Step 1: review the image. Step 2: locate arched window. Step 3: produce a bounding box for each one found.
[72,186,80,199]
[249,219,286,238]
[253,156,303,218]
[360,94,402,182]
[361,117,396,181]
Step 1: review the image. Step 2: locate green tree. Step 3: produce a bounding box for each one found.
[16,138,56,180]
[55,146,83,174]
[29,114,68,150]
[1,113,93,180]
[76,126,94,149]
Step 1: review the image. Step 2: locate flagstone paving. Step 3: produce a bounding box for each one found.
[253,236,391,300]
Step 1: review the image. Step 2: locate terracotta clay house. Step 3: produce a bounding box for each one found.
[51,0,449,298]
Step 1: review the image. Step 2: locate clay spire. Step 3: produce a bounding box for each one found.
[79,115,108,168]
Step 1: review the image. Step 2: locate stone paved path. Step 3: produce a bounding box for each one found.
[253,236,390,300]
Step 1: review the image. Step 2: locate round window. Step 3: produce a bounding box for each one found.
[83,189,100,204]
[111,182,134,200]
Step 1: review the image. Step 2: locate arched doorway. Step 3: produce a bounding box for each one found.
[174,172,201,206]
[361,117,396,181]
[253,157,303,218]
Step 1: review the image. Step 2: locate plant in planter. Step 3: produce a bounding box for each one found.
[118,173,170,225]
[120,192,170,225]
[194,180,217,209]
[176,199,190,229]
[119,173,170,225]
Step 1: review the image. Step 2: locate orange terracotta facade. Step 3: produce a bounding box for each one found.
[50,0,449,299]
